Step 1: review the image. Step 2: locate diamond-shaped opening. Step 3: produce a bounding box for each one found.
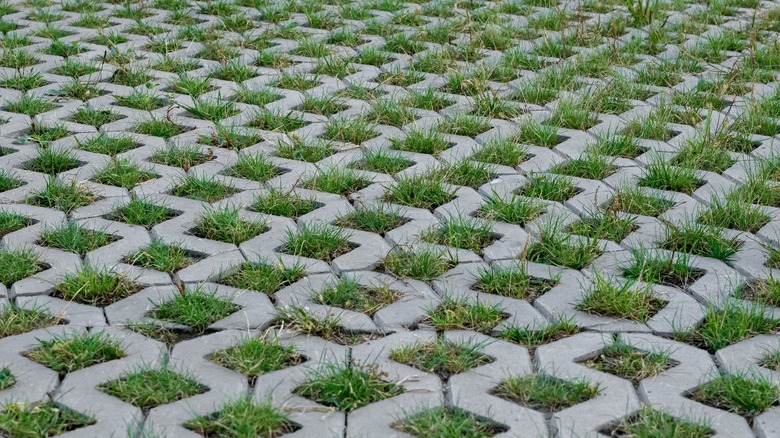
[0,305,61,339]
[491,373,599,413]
[736,280,780,308]
[275,306,382,345]
[211,337,306,386]
[0,403,95,436]
[293,362,404,412]
[390,338,493,379]
[279,224,355,262]
[577,275,666,323]
[218,261,305,295]
[53,267,140,306]
[251,189,323,219]
[567,212,638,243]
[312,277,401,316]
[472,265,558,301]
[25,332,126,376]
[148,287,240,333]
[602,406,713,438]
[124,240,203,274]
[99,367,208,412]
[424,297,508,334]
[38,223,120,257]
[393,406,507,437]
[185,397,301,436]
[687,373,780,423]
[0,247,47,287]
[333,207,411,236]
[621,250,705,289]
[580,340,676,384]
[189,208,269,245]
[519,177,583,203]
[105,199,179,229]
[422,217,500,255]
[169,176,239,203]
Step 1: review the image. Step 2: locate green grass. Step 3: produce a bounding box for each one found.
[114,92,166,111]
[0,305,59,338]
[479,192,546,226]
[125,240,196,273]
[698,194,770,233]
[134,118,185,139]
[26,124,69,146]
[294,362,403,412]
[553,154,616,180]
[350,149,413,174]
[759,349,780,371]
[677,301,779,352]
[220,260,304,294]
[384,173,456,210]
[39,222,116,256]
[150,287,239,332]
[422,216,496,253]
[437,113,492,137]
[622,249,703,288]
[383,248,453,280]
[425,297,505,333]
[568,209,636,242]
[108,198,175,229]
[248,109,307,132]
[26,331,125,373]
[181,96,239,122]
[281,224,352,261]
[151,144,209,169]
[577,273,664,322]
[609,186,675,217]
[322,117,378,144]
[4,95,57,116]
[738,278,780,307]
[0,248,44,286]
[390,338,491,378]
[609,406,711,438]
[334,205,408,234]
[55,267,138,306]
[639,159,703,195]
[252,188,319,218]
[77,134,138,156]
[520,175,578,202]
[170,175,238,202]
[312,276,399,315]
[527,221,601,270]
[436,160,495,189]
[0,211,31,237]
[588,134,644,159]
[275,137,333,162]
[394,407,505,438]
[390,128,451,156]
[0,367,14,390]
[93,159,155,189]
[474,263,557,300]
[691,372,780,419]
[211,336,303,379]
[185,397,298,437]
[25,148,81,176]
[203,125,263,151]
[493,373,599,412]
[0,403,95,437]
[471,138,527,166]
[192,207,268,244]
[71,106,121,127]
[661,222,741,262]
[304,167,371,196]
[100,366,206,410]
[584,339,670,382]
[501,318,580,348]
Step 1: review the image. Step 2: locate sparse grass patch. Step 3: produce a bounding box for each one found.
[691,372,780,419]
[520,175,578,203]
[577,273,664,322]
[527,221,601,269]
[568,210,636,242]
[474,263,557,300]
[304,167,370,196]
[661,222,741,262]
[0,305,58,338]
[608,406,711,438]
[425,297,505,333]
[252,188,319,218]
[211,336,303,380]
[479,193,545,226]
[609,186,675,217]
[622,249,702,287]
[170,175,238,202]
[93,159,155,189]
[108,198,174,229]
[384,173,455,210]
[312,276,399,315]
[334,205,408,234]
[422,216,496,253]
[28,179,95,213]
[0,403,95,437]
[394,407,506,438]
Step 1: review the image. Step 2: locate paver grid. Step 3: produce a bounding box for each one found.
[0,0,779,435]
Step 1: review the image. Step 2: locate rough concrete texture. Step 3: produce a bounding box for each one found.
[0,0,780,436]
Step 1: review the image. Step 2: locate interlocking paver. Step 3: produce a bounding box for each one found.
[1,0,780,435]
